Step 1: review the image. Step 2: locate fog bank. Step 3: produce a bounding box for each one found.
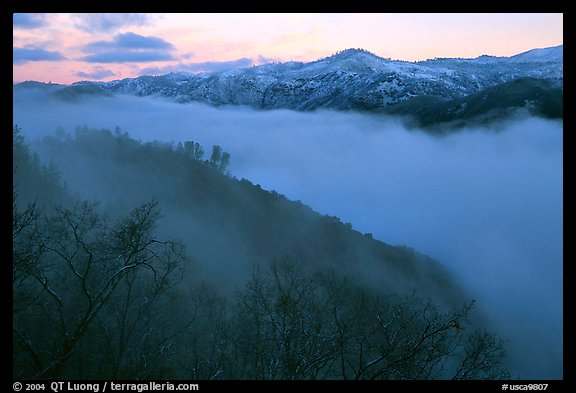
[13,92,563,379]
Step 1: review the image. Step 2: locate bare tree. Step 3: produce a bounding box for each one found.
[231,261,510,380]
[233,259,337,379]
[169,283,235,380]
[452,329,510,380]
[12,200,187,379]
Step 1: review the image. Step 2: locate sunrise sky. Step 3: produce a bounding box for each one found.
[13,13,563,85]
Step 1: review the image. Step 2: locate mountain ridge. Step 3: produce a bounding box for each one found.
[509,45,563,62]
[14,45,563,128]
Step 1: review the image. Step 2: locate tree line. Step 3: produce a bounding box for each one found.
[177,140,230,174]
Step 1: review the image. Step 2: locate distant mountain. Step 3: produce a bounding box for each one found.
[13,80,64,92]
[509,45,563,63]
[51,84,112,101]
[383,77,563,129]
[14,45,563,127]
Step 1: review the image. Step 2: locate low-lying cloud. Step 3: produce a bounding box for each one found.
[76,66,116,80]
[139,57,255,76]
[13,91,563,379]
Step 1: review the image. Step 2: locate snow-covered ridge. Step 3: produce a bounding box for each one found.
[509,45,563,62]
[66,45,563,113]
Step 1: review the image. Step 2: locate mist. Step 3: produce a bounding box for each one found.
[13,91,563,379]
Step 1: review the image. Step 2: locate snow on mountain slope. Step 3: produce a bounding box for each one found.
[384,76,563,129]
[508,45,563,63]
[26,45,563,121]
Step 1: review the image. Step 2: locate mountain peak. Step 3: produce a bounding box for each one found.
[25,44,561,121]
[328,48,380,60]
[510,45,563,62]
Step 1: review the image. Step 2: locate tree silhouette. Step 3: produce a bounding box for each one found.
[12,200,187,379]
[232,260,510,380]
[208,145,230,174]
[183,140,204,161]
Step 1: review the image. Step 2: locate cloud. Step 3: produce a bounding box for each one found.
[138,54,285,76]
[13,46,66,64]
[81,50,175,64]
[13,93,563,379]
[84,32,175,51]
[13,13,46,29]
[72,13,154,33]
[256,54,280,64]
[80,32,176,63]
[76,66,116,80]
[139,58,254,75]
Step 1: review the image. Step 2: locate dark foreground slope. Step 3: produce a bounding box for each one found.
[14,126,511,379]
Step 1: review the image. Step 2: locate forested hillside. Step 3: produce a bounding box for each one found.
[13,125,510,379]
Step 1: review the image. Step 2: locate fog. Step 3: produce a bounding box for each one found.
[13,92,563,379]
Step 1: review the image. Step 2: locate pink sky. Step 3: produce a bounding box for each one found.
[13,13,563,85]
